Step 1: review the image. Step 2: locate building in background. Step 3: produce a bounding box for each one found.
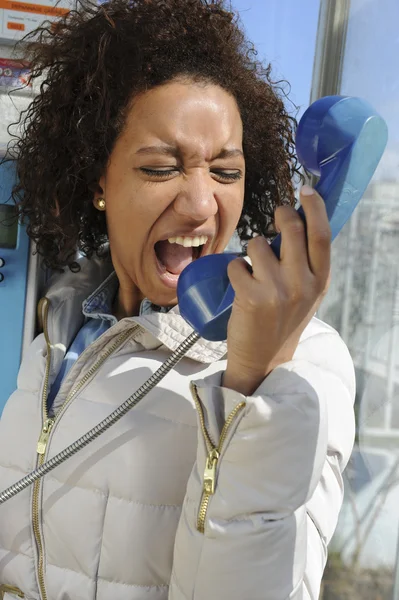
[318,178,399,449]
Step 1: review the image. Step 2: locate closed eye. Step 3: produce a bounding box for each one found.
[211,170,242,182]
[140,167,242,182]
[140,168,179,177]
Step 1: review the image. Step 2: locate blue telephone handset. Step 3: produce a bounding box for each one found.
[177,95,388,341]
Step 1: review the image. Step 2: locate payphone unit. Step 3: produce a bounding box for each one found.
[0,74,39,414]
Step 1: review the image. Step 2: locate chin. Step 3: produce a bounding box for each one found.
[145,287,178,310]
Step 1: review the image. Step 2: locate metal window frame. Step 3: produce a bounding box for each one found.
[309,0,351,103]
[312,0,352,329]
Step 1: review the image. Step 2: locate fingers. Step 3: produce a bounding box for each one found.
[274,203,308,268]
[246,236,280,281]
[274,185,331,282]
[228,237,279,288]
[227,255,256,291]
[228,185,331,296]
[299,185,331,282]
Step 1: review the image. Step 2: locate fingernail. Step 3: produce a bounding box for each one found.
[301,184,314,196]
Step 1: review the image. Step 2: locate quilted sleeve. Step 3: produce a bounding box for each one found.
[169,327,356,600]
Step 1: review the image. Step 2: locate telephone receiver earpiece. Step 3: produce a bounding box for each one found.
[177,95,388,342]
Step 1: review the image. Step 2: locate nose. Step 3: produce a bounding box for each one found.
[173,170,218,221]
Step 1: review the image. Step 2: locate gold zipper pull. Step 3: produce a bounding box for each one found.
[37,418,54,455]
[0,583,25,597]
[196,401,246,533]
[203,448,220,495]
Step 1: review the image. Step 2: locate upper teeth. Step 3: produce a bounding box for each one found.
[168,235,208,247]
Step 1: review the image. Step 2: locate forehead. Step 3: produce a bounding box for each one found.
[120,80,243,157]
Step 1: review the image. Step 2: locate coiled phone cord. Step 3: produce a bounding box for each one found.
[0,330,200,505]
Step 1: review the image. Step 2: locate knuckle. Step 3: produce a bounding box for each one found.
[267,290,282,311]
[311,226,332,245]
[275,207,305,235]
[243,287,281,312]
[269,286,291,311]
[288,285,303,305]
[274,205,295,223]
[245,288,265,311]
[247,235,267,253]
[275,204,294,216]
[287,219,305,236]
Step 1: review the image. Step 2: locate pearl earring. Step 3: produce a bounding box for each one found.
[96,198,106,211]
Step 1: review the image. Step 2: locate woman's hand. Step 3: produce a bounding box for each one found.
[223,186,331,396]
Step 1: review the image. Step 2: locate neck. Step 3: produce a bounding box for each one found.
[113,283,144,320]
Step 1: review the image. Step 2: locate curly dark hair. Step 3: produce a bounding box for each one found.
[5,0,302,270]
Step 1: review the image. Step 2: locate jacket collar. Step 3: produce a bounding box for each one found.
[41,252,227,364]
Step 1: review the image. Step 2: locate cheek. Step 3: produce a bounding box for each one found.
[218,187,245,227]
[106,185,161,236]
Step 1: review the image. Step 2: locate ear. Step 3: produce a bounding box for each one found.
[90,176,106,207]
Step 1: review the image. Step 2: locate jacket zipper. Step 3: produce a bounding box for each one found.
[32,298,138,600]
[190,382,246,533]
[32,298,52,600]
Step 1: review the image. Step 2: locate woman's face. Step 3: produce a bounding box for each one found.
[96,79,245,312]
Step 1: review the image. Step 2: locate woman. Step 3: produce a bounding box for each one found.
[0,1,356,598]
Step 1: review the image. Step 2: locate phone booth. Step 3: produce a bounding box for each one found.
[0,64,40,415]
[0,1,75,415]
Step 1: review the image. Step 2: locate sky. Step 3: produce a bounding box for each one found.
[230,0,320,119]
[230,0,399,182]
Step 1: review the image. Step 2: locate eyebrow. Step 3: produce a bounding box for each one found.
[136,145,244,159]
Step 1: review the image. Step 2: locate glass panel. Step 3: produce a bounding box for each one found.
[0,204,18,249]
[232,0,320,119]
[226,0,321,253]
[319,1,399,598]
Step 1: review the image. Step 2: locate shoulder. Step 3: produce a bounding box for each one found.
[295,316,356,401]
[36,251,114,334]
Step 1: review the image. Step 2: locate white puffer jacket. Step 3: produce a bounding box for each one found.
[0,255,356,600]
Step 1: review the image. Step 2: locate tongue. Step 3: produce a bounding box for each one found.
[155,241,193,275]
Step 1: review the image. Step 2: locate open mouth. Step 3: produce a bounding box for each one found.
[154,235,209,284]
